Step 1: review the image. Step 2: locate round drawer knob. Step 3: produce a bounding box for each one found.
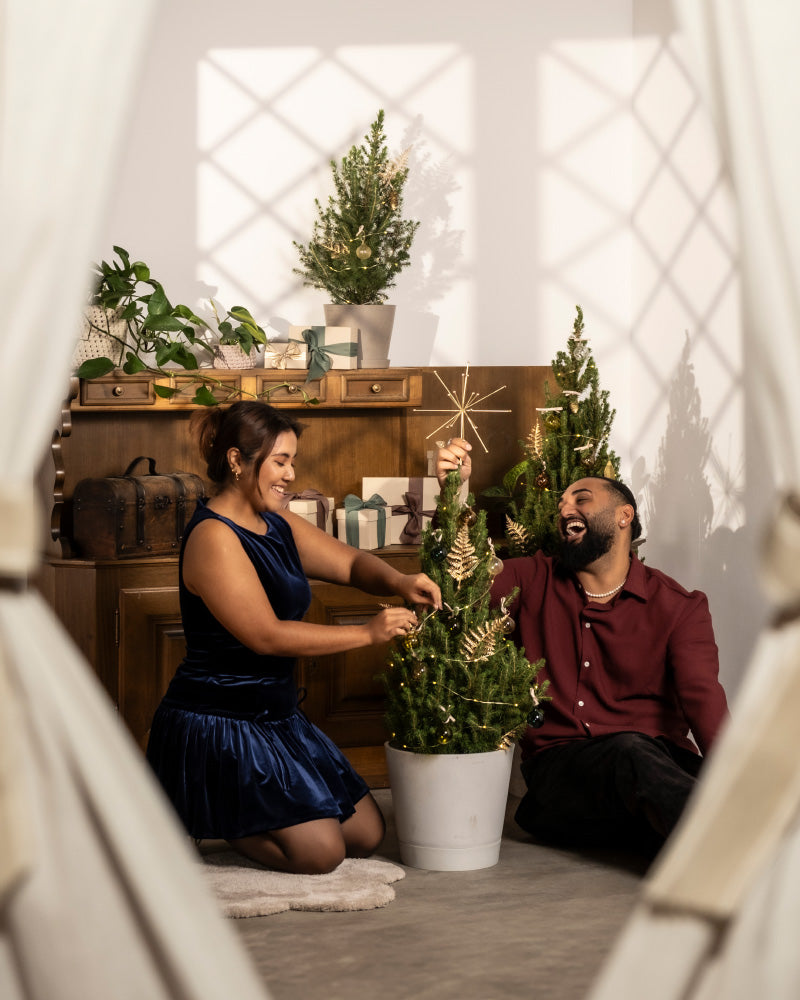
[112,385,124,397]
[370,383,383,394]
[287,383,299,394]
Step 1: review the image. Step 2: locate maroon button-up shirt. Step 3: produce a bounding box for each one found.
[491,552,728,760]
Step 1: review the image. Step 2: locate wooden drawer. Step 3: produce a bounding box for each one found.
[165,373,241,405]
[256,374,327,405]
[339,372,414,405]
[80,376,154,406]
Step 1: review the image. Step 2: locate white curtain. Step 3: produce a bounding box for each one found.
[0,2,269,997]
[589,3,800,997]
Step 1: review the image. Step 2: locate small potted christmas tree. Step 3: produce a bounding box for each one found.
[383,469,548,871]
[293,109,419,368]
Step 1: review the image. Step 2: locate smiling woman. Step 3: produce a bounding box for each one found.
[145,400,442,875]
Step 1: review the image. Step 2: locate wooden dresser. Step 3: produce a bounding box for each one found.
[40,364,548,785]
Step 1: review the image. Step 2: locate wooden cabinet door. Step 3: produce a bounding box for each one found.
[299,550,420,786]
[118,586,184,752]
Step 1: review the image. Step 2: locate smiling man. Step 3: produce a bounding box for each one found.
[436,439,729,859]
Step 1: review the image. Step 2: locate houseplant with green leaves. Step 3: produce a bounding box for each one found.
[75,246,212,382]
[75,247,318,407]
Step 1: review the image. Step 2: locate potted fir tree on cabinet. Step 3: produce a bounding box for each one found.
[293,109,419,368]
[383,470,549,871]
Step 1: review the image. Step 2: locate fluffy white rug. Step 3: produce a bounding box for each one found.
[200,850,406,918]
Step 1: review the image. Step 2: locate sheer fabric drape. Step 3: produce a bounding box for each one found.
[0,2,269,997]
[589,2,800,997]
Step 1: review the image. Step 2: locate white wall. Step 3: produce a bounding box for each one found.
[100,0,756,696]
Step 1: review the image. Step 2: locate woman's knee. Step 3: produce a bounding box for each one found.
[289,841,346,875]
[344,796,386,857]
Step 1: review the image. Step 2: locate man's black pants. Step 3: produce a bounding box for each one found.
[515,732,704,857]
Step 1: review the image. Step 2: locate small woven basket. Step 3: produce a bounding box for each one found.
[212,344,260,369]
[72,306,128,369]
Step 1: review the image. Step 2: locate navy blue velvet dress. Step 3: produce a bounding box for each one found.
[146,502,369,840]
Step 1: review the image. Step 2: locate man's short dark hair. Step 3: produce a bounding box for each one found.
[598,477,642,541]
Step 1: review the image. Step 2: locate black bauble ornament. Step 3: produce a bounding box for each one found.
[430,543,448,562]
[527,706,545,728]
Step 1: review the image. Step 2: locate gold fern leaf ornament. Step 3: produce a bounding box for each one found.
[446,524,479,584]
[526,421,544,458]
[505,516,529,549]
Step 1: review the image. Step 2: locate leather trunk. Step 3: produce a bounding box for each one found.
[71,456,206,559]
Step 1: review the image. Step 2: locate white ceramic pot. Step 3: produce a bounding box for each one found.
[323,303,396,369]
[385,742,515,871]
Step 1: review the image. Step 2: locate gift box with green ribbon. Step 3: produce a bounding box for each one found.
[335,493,389,550]
[361,476,439,545]
[288,325,359,381]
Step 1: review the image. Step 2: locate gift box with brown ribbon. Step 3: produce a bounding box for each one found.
[279,489,334,534]
[361,476,439,545]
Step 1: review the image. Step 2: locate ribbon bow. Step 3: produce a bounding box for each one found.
[391,478,437,544]
[265,341,303,370]
[290,326,358,382]
[342,493,387,548]
[280,489,331,530]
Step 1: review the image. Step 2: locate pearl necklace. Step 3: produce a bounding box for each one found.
[583,581,625,599]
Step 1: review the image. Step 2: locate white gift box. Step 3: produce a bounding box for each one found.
[264,340,308,370]
[288,325,359,371]
[361,476,440,545]
[280,492,334,534]
[335,496,390,550]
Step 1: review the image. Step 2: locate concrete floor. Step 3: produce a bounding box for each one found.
[232,789,649,1000]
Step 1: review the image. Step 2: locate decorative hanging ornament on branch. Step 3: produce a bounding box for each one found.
[355,225,372,260]
[416,362,511,453]
[537,406,563,431]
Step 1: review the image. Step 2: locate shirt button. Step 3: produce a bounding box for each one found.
[584,622,591,629]
[583,661,590,668]
[578,700,585,707]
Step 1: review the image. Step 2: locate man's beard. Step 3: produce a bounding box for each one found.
[557,519,614,571]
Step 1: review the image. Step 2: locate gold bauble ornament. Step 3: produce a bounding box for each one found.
[489,555,504,576]
[535,470,551,489]
[570,401,579,414]
[459,507,477,527]
[389,191,399,210]
[546,413,561,430]
[356,243,372,260]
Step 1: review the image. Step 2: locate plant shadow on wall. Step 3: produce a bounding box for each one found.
[640,335,757,692]
[394,115,464,363]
